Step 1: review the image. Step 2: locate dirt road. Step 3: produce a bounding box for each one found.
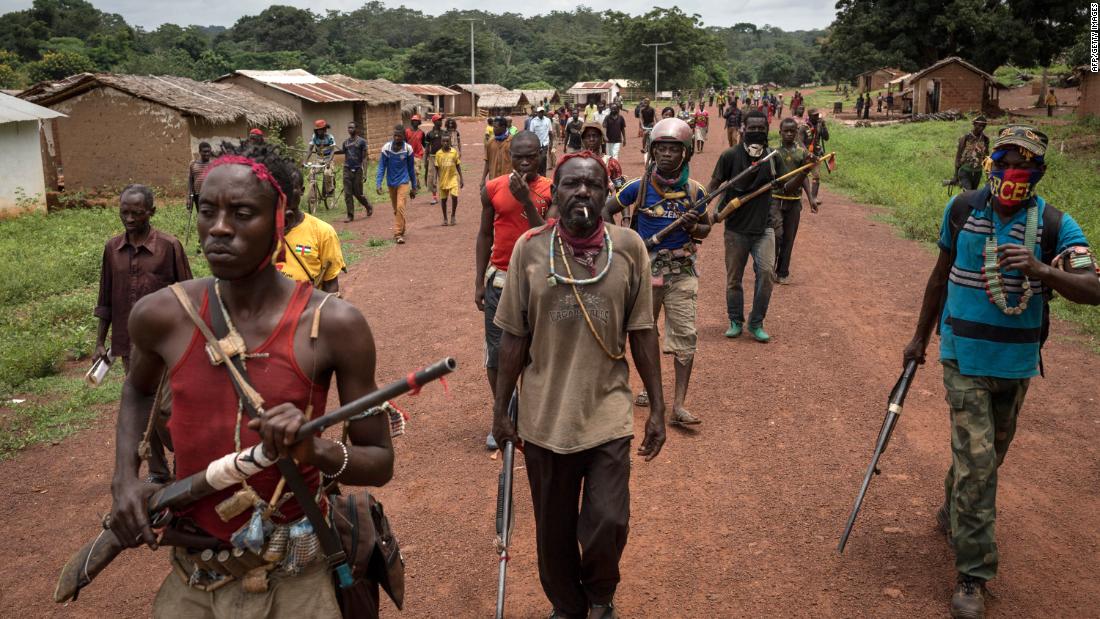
[3,112,1099,618]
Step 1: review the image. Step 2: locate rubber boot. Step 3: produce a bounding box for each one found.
[950,575,986,619]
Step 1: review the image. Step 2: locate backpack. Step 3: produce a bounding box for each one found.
[944,189,1063,371]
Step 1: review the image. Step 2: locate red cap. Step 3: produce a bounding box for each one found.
[249,128,264,136]
[314,119,329,129]
[411,114,421,121]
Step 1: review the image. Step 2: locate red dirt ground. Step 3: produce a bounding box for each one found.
[2,111,1100,618]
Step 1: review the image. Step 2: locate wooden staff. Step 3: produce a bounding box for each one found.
[644,149,778,249]
[712,152,835,223]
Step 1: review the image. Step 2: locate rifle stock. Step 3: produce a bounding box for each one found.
[495,390,519,619]
[837,359,919,553]
[55,357,457,603]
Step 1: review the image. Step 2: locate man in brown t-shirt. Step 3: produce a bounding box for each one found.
[492,152,667,619]
[482,116,514,186]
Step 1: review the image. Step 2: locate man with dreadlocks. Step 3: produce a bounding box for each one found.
[904,125,1100,618]
[108,143,395,618]
[607,117,709,427]
[493,150,666,619]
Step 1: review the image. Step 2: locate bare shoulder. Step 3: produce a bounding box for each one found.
[308,292,372,342]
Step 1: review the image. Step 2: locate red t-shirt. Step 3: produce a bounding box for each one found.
[486,174,553,271]
[405,128,425,158]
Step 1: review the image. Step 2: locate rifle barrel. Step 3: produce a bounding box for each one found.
[713,153,834,223]
[495,390,519,619]
[836,360,918,553]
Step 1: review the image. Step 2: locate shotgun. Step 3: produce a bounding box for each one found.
[494,390,519,619]
[837,359,919,553]
[54,357,456,603]
[713,153,835,223]
[644,149,778,249]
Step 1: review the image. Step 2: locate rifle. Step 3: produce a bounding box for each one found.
[54,357,457,603]
[643,149,778,249]
[810,121,835,174]
[713,152,836,223]
[184,193,197,249]
[837,359,919,553]
[494,390,519,619]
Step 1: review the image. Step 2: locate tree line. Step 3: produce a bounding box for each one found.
[0,0,1087,93]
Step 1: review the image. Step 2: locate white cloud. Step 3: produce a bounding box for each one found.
[0,0,836,31]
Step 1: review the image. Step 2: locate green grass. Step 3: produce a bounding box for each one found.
[820,116,1100,341]
[0,163,388,457]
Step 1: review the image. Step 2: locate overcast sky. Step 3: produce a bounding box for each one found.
[0,0,837,32]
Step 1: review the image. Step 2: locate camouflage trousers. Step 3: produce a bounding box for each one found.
[941,359,1030,582]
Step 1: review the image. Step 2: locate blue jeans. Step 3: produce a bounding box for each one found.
[723,227,775,327]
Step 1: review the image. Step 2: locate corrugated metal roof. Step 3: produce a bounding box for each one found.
[0,92,65,124]
[568,81,614,92]
[401,84,460,96]
[230,69,365,103]
[322,74,406,105]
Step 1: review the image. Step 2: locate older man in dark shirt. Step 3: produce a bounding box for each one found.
[94,183,192,481]
[340,121,373,222]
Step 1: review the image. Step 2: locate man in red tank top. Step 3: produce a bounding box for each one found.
[107,143,395,618]
[474,131,554,450]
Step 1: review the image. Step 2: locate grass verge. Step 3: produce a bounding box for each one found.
[819,115,1100,342]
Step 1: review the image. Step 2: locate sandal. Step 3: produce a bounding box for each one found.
[634,390,649,407]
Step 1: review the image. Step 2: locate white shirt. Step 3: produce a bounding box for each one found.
[596,109,611,124]
[529,115,553,147]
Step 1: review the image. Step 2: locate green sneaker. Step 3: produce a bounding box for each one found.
[724,321,742,338]
[749,325,771,342]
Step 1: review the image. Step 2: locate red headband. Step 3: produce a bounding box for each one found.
[203,155,287,273]
[554,150,609,183]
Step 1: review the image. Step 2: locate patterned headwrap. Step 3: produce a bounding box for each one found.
[201,155,287,273]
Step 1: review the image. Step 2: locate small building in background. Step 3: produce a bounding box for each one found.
[451,83,508,117]
[1076,67,1100,119]
[216,69,366,145]
[401,84,460,116]
[476,91,530,117]
[0,93,64,214]
[321,74,410,155]
[19,73,299,194]
[567,81,620,106]
[856,67,905,93]
[907,57,1006,116]
[518,89,560,111]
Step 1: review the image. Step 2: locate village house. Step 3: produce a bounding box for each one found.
[856,67,905,93]
[18,73,298,194]
[518,89,560,111]
[567,81,620,107]
[1076,67,1100,119]
[476,91,530,117]
[215,69,366,146]
[321,74,409,156]
[907,57,1006,116]
[0,93,64,214]
[451,83,508,117]
[401,84,460,116]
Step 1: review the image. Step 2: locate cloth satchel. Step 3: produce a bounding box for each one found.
[171,281,405,615]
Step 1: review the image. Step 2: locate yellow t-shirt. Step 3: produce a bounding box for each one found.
[277,213,345,284]
[434,149,461,191]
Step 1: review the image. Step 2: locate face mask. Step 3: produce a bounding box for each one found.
[744,130,768,146]
[987,167,1043,208]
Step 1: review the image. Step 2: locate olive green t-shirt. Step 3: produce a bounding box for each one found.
[494,223,654,454]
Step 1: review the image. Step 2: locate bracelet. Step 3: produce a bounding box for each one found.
[322,441,349,480]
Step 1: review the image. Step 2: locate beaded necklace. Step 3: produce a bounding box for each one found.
[547,225,614,286]
[982,203,1037,315]
[549,229,625,360]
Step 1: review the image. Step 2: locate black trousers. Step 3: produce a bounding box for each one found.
[773,198,802,278]
[344,167,371,218]
[524,437,631,615]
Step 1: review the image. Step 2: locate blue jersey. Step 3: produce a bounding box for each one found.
[938,189,1088,378]
[614,176,705,253]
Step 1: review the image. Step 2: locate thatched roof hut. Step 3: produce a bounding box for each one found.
[451,83,508,116]
[477,91,530,116]
[19,73,300,194]
[320,75,414,154]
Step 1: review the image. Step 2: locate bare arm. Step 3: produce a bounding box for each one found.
[1000,246,1100,306]
[321,277,339,294]
[903,248,952,365]
[954,136,964,172]
[629,327,666,461]
[474,186,495,311]
[491,331,530,447]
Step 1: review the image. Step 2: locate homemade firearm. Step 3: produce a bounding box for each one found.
[54,357,457,603]
[494,390,519,619]
[836,359,919,553]
[713,153,836,223]
[643,149,778,249]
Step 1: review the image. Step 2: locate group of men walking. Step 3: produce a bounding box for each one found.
[100,90,1099,619]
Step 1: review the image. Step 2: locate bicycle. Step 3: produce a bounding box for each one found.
[303,162,333,213]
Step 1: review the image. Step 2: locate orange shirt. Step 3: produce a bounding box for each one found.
[486,174,553,271]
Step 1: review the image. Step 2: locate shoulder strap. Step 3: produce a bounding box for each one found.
[201,280,353,587]
[947,189,982,266]
[1040,202,1063,266]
